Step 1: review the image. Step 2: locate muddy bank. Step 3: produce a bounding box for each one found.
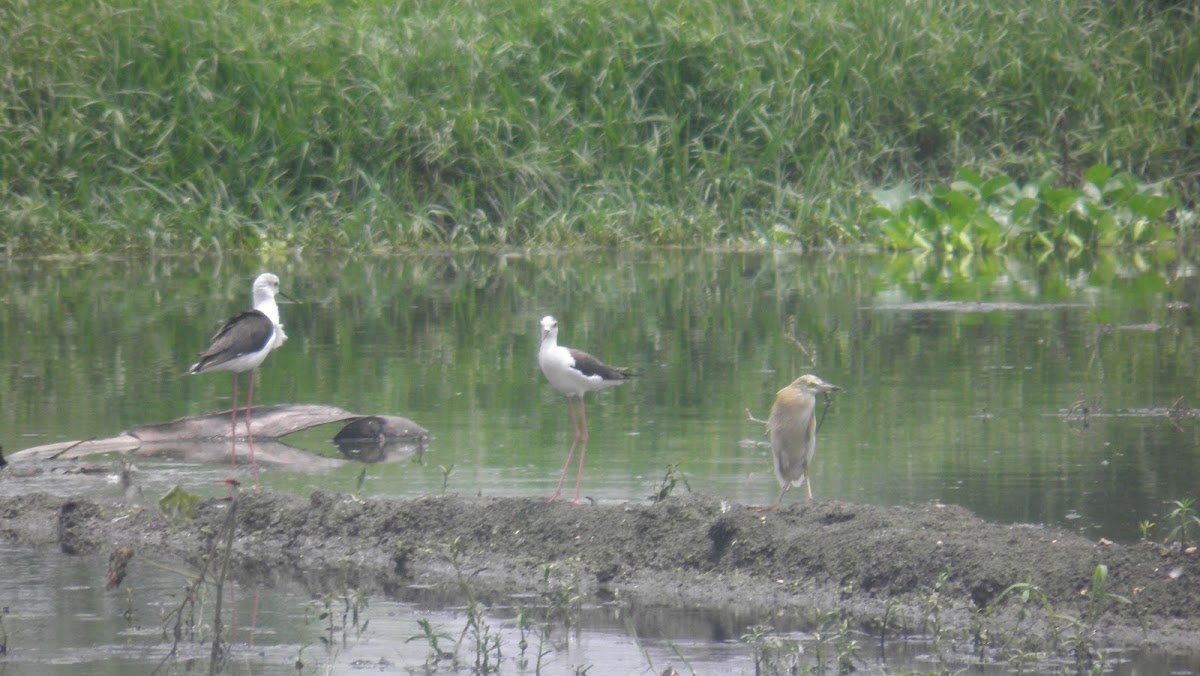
[2,490,1198,662]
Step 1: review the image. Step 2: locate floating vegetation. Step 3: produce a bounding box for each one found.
[871,165,1184,255]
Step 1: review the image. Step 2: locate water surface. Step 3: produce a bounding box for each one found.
[4,251,1197,538]
[2,250,1199,672]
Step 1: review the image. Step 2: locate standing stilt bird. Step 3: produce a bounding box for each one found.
[761,374,841,510]
[537,315,631,502]
[186,273,290,486]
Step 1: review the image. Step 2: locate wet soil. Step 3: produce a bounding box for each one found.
[2,489,1198,664]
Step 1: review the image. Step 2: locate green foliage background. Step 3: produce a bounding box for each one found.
[1,0,1196,252]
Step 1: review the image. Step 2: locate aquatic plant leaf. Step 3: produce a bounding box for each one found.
[1040,187,1083,216]
[868,165,1177,252]
[1010,197,1040,222]
[979,176,1014,203]
[1153,225,1177,242]
[955,167,984,188]
[1096,212,1121,247]
[1084,164,1115,190]
[936,188,978,221]
[1128,194,1176,221]
[158,485,200,521]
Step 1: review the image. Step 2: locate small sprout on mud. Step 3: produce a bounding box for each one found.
[649,462,691,502]
[408,618,454,668]
[986,575,1056,640]
[540,562,583,630]
[354,467,368,494]
[435,536,506,672]
[878,598,901,654]
[158,485,200,522]
[1006,649,1042,673]
[438,463,455,496]
[985,565,1131,672]
[1064,564,1132,672]
[515,611,530,668]
[458,597,502,674]
[922,569,952,672]
[1164,498,1200,549]
[121,588,135,623]
[1085,564,1130,628]
[838,578,856,599]
[807,611,864,674]
[517,606,554,674]
[293,642,309,672]
[336,589,370,645]
[1138,519,1155,540]
[514,562,583,671]
[967,598,990,664]
[834,616,861,674]
[741,624,803,675]
[445,537,466,565]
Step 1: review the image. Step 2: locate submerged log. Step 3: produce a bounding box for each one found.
[332,415,432,463]
[9,404,430,469]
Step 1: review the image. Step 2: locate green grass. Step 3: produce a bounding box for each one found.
[1,0,1197,253]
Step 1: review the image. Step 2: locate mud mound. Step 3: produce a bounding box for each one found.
[2,490,1198,655]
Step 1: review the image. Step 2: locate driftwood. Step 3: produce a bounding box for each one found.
[9,404,430,470]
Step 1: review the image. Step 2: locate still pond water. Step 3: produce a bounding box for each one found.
[2,250,1199,673]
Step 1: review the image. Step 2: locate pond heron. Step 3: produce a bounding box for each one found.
[762,374,841,510]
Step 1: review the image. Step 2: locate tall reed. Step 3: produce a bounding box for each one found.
[1,0,1195,252]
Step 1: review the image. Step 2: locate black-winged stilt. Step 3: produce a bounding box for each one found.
[537,315,631,502]
[186,272,290,486]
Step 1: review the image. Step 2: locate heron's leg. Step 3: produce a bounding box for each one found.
[804,474,813,500]
[753,483,789,512]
